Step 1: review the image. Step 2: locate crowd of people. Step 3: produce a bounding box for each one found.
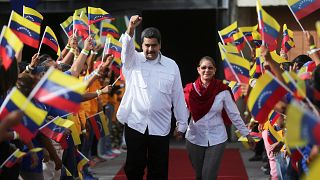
[1,4,320,180]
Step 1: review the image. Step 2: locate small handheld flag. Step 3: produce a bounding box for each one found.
[0,26,23,70]
[88,7,113,25]
[8,11,40,49]
[23,6,43,26]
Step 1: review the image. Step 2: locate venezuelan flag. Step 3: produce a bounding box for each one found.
[87,111,109,140]
[9,11,40,49]
[23,6,43,26]
[239,25,258,41]
[256,0,280,51]
[42,26,61,56]
[219,44,250,84]
[282,24,295,53]
[32,67,87,114]
[288,0,320,20]
[233,31,245,52]
[247,71,288,124]
[3,149,27,168]
[100,22,119,38]
[228,81,242,101]
[79,13,100,35]
[60,16,73,37]
[73,14,88,30]
[0,87,47,143]
[282,71,306,99]
[0,26,23,70]
[254,57,264,78]
[88,7,113,25]
[268,110,281,126]
[286,100,320,147]
[74,7,87,16]
[40,117,74,143]
[219,21,238,44]
[252,31,262,47]
[105,35,122,59]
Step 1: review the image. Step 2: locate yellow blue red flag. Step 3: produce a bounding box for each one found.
[287,0,320,20]
[219,43,250,84]
[281,24,295,53]
[9,11,40,48]
[247,71,288,123]
[256,0,280,51]
[1,149,27,168]
[31,67,87,114]
[42,26,61,56]
[40,117,74,144]
[239,25,258,41]
[23,6,43,25]
[60,16,73,37]
[219,21,238,44]
[233,31,245,52]
[0,87,47,143]
[286,100,320,147]
[100,22,120,38]
[88,7,113,25]
[87,111,109,140]
[0,26,23,70]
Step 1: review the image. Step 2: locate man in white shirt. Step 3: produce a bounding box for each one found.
[117,15,189,179]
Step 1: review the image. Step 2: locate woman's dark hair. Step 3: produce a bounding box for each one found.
[292,55,312,70]
[0,59,18,98]
[16,73,35,96]
[39,54,53,64]
[141,27,161,44]
[198,56,216,67]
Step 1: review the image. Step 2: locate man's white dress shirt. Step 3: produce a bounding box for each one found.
[185,90,249,146]
[117,33,188,136]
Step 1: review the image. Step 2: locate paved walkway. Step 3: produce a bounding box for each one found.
[91,140,270,180]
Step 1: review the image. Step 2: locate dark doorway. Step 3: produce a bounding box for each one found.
[141,9,224,86]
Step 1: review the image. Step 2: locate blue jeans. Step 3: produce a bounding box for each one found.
[275,152,290,180]
[97,104,114,156]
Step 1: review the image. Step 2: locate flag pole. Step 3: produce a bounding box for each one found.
[77,149,90,161]
[38,26,47,55]
[112,76,121,87]
[7,11,14,28]
[218,31,226,45]
[0,149,19,169]
[286,1,305,32]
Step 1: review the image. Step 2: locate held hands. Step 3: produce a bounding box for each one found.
[173,128,184,141]
[101,85,112,94]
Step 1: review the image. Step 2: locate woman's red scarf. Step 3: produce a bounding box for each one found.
[184,77,233,125]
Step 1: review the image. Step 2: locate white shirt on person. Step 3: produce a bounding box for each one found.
[116,33,188,136]
[185,90,249,146]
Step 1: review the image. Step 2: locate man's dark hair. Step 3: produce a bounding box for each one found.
[141,27,161,44]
